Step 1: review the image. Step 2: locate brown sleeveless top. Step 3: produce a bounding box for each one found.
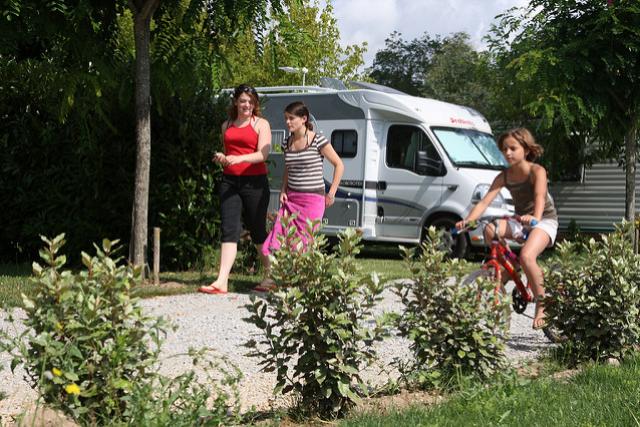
[503,168,558,221]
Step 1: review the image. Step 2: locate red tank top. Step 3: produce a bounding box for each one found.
[223,118,268,176]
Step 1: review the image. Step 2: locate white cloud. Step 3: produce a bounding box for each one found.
[324,0,529,68]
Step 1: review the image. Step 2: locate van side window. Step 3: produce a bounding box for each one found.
[331,130,357,158]
[386,125,442,175]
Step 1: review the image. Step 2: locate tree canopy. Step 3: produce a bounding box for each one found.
[0,0,365,266]
[368,31,494,116]
[218,0,365,87]
[489,0,640,221]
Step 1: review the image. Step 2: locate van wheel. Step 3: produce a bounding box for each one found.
[425,216,469,259]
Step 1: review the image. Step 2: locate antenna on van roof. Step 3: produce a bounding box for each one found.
[348,81,408,95]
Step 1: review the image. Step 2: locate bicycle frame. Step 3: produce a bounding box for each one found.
[458,216,562,342]
[482,227,533,304]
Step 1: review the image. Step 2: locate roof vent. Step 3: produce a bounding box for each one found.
[319,77,348,90]
[348,81,408,95]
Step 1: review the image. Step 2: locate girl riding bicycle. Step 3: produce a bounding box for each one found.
[455,128,558,330]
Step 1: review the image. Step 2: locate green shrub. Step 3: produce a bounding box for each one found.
[157,170,221,270]
[234,232,260,275]
[244,218,387,418]
[394,227,510,388]
[565,218,587,250]
[544,222,640,364]
[118,348,243,427]
[0,234,241,426]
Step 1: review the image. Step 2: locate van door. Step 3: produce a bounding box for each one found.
[322,125,364,234]
[376,124,445,240]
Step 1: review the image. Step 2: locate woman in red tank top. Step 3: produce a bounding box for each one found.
[198,84,272,295]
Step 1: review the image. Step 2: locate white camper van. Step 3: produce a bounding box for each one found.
[257,81,514,257]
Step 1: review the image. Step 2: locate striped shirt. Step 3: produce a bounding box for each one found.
[284,133,329,194]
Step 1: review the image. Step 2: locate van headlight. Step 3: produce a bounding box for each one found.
[471,183,505,208]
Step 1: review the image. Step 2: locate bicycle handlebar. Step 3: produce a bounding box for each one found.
[451,215,538,237]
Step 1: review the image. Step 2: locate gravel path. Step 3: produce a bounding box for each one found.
[0,281,552,423]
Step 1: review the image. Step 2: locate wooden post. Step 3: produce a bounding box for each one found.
[153,227,160,285]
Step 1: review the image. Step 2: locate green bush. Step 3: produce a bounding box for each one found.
[156,170,220,270]
[0,234,241,426]
[544,222,640,364]
[244,218,387,418]
[0,57,226,270]
[394,227,510,388]
[118,348,243,427]
[565,218,587,250]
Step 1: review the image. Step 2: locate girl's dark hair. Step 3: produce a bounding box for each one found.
[284,101,313,130]
[227,84,261,120]
[497,127,543,161]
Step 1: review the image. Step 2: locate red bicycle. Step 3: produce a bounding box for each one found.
[455,216,561,343]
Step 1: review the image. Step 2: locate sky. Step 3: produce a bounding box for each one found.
[324,0,530,68]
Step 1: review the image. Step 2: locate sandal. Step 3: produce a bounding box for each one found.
[198,285,228,295]
[532,297,546,329]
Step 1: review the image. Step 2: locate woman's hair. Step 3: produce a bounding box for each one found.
[227,84,261,120]
[497,127,543,161]
[284,101,313,130]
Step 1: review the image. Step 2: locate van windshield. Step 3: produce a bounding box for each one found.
[432,127,507,170]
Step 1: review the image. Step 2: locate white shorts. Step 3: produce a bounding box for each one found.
[507,218,558,246]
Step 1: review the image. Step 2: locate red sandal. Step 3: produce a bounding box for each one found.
[198,285,228,295]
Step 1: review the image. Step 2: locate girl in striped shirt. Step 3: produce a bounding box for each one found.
[260,102,344,263]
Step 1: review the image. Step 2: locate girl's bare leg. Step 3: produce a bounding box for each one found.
[519,228,551,328]
[202,242,237,292]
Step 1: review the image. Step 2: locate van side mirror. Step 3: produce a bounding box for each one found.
[416,150,445,176]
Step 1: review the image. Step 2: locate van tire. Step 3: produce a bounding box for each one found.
[425,216,469,259]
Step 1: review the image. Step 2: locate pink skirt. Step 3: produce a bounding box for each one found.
[261,191,325,255]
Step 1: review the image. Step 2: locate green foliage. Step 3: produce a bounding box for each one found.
[368,31,496,127]
[244,218,387,418]
[1,234,160,423]
[423,33,494,114]
[0,235,241,425]
[117,348,243,427]
[394,227,509,388]
[487,1,640,181]
[368,31,444,95]
[219,0,366,87]
[544,221,640,364]
[0,0,360,268]
[565,218,587,250]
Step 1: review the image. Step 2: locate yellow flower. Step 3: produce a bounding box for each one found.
[52,368,62,377]
[64,383,81,396]
[55,322,64,331]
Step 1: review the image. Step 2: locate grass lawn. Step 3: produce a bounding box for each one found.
[0,263,33,308]
[0,242,419,308]
[341,356,640,427]
[0,242,562,308]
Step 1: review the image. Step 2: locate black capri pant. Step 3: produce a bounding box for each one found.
[219,174,270,244]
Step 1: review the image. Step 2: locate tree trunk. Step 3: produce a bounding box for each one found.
[624,122,638,251]
[129,0,159,274]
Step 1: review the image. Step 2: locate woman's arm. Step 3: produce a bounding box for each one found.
[226,119,272,165]
[319,143,344,207]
